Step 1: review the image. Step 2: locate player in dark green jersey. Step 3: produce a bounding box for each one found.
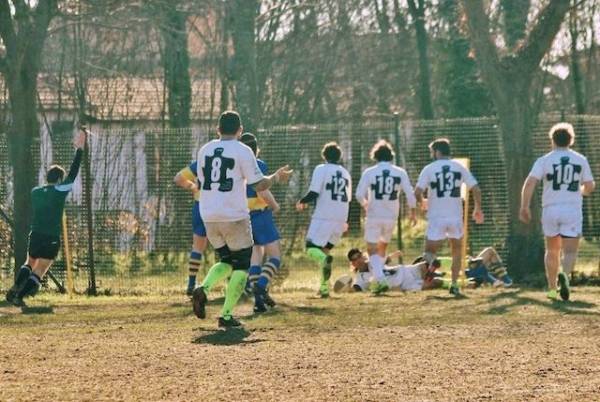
[6,129,87,307]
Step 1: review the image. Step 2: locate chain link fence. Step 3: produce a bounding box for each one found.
[1,114,599,294]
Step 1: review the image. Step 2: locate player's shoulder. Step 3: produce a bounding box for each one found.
[198,139,219,153]
[337,164,351,176]
[420,160,438,172]
[567,149,589,162]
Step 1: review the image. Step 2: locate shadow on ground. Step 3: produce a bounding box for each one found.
[192,327,265,346]
[486,289,598,316]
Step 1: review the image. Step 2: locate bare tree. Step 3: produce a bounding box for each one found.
[461,0,572,276]
[0,0,59,272]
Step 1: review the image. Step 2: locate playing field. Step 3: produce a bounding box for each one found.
[2,287,600,402]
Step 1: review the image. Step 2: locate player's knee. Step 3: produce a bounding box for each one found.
[215,245,233,265]
[230,247,253,271]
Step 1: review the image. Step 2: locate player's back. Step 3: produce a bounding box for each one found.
[31,184,70,237]
[359,162,411,220]
[531,149,593,208]
[417,159,477,219]
[197,139,263,222]
[310,163,351,222]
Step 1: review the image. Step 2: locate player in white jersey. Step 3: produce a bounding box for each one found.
[296,142,352,297]
[340,248,443,292]
[355,140,417,293]
[520,123,595,301]
[190,111,292,327]
[415,138,484,297]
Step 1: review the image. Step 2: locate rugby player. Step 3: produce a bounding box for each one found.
[296,142,351,298]
[239,133,282,313]
[174,161,208,296]
[6,129,86,306]
[414,138,484,297]
[520,123,595,301]
[355,140,417,293]
[191,111,292,327]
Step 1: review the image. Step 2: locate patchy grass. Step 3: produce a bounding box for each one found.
[2,286,600,401]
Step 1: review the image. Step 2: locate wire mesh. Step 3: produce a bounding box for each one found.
[1,114,598,293]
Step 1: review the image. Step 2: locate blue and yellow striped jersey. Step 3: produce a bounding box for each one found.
[178,161,201,202]
[247,159,269,211]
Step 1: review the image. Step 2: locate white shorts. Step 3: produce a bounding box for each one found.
[364,218,396,244]
[426,217,463,241]
[387,266,423,291]
[542,205,582,238]
[306,218,346,248]
[204,218,253,251]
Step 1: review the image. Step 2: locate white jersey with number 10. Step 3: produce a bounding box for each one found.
[309,163,352,223]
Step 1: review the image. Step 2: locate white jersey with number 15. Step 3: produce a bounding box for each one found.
[309,163,352,223]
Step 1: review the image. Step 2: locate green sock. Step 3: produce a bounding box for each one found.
[307,247,327,264]
[201,262,233,293]
[221,270,248,319]
[321,258,332,287]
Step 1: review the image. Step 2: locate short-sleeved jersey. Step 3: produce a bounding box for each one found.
[308,163,352,222]
[247,159,269,211]
[355,162,416,221]
[178,161,201,202]
[416,159,478,219]
[528,149,594,208]
[196,139,264,222]
[31,149,83,237]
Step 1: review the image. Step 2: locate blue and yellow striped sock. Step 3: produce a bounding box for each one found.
[257,258,281,291]
[247,265,262,292]
[187,251,202,289]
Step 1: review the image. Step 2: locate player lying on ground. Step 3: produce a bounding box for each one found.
[414,138,484,297]
[355,140,417,293]
[174,161,208,296]
[191,111,292,328]
[520,122,595,301]
[466,247,513,288]
[296,142,351,298]
[336,248,443,293]
[240,133,283,313]
[6,129,87,307]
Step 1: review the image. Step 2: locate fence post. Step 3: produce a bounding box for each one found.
[393,112,403,258]
[83,133,97,295]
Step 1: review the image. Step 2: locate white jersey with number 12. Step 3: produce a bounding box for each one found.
[309,163,352,223]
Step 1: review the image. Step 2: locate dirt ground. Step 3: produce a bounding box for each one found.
[2,287,600,402]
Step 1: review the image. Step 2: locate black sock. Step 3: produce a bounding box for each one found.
[17,273,41,299]
[13,265,32,290]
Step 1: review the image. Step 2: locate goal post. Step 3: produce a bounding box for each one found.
[454,157,471,277]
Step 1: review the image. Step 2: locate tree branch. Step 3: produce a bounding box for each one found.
[460,1,504,90]
[0,0,17,60]
[515,0,571,75]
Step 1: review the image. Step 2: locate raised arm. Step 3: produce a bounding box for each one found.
[63,130,86,185]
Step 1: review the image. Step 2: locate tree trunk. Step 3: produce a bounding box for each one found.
[494,83,545,278]
[6,70,39,272]
[229,0,259,132]
[408,0,434,119]
[160,6,192,128]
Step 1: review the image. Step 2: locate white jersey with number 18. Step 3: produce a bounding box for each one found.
[309,163,352,223]
[196,139,264,223]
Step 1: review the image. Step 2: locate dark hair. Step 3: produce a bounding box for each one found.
[322,141,342,163]
[428,138,451,156]
[47,165,66,183]
[218,111,241,135]
[550,123,575,147]
[370,140,395,162]
[347,248,362,261]
[240,132,258,156]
